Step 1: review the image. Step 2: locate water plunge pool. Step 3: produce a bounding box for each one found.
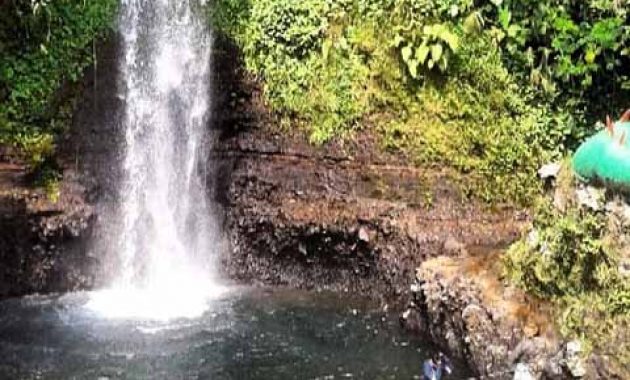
[0,288,472,379]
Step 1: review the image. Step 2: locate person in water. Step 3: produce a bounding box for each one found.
[423,352,452,380]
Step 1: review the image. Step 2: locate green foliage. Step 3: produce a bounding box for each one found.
[381,35,570,203]
[211,0,375,143]
[17,132,55,169]
[36,161,62,203]
[210,0,628,204]
[386,0,474,22]
[396,23,459,76]
[208,0,252,41]
[243,0,328,72]
[559,292,629,367]
[505,205,617,297]
[0,0,118,168]
[505,192,630,363]
[484,0,630,125]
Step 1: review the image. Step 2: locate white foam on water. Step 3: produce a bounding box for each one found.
[87,281,226,321]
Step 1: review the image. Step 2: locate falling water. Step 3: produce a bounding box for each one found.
[88,0,224,320]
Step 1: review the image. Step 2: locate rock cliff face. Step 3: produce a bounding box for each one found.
[210,37,526,307]
[215,134,526,305]
[0,163,94,298]
[0,35,525,303]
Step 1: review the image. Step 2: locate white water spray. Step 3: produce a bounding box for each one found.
[88,0,224,320]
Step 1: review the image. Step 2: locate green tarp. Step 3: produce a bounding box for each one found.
[573,119,630,185]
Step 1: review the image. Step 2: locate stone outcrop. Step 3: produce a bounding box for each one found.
[0,164,95,298]
[402,253,626,379]
[402,254,559,378]
[210,37,527,306]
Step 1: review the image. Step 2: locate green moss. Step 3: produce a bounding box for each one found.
[504,190,630,366]
[378,36,571,204]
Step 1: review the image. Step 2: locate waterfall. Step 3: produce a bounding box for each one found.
[88,0,224,320]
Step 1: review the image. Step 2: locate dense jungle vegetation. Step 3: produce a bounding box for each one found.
[210,0,630,204]
[0,0,117,178]
[209,0,630,365]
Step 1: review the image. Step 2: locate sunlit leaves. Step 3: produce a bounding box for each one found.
[397,23,460,78]
[463,11,484,35]
[490,0,630,106]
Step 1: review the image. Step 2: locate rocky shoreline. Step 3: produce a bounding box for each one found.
[401,252,626,379]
